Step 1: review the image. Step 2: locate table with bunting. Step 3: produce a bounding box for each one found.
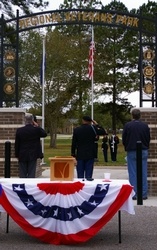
[0,178,135,245]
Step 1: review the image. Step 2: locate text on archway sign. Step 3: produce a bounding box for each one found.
[19,10,139,30]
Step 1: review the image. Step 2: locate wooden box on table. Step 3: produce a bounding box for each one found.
[49,156,75,181]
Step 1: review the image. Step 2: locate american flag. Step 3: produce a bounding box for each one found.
[0,181,134,245]
[88,39,95,80]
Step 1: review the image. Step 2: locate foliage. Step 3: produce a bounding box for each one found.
[3,0,157,147]
[44,135,127,167]
[1,0,49,18]
[60,0,102,9]
[1,0,49,48]
[83,101,132,132]
[18,31,42,107]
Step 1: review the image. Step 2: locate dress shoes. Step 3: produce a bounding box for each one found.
[143,197,148,200]
[132,196,137,200]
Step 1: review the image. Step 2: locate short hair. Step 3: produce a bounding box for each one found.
[25,114,33,124]
[131,109,141,120]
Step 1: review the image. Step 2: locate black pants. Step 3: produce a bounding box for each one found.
[110,146,117,161]
[102,144,108,162]
[94,142,98,159]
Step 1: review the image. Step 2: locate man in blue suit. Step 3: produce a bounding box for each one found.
[15,114,47,178]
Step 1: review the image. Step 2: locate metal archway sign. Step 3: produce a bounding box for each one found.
[0,8,157,107]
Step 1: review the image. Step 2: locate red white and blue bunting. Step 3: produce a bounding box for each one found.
[0,181,134,245]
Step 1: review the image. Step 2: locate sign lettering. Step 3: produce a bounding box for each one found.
[19,11,139,30]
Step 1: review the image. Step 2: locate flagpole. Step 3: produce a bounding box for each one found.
[41,36,45,165]
[91,26,94,120]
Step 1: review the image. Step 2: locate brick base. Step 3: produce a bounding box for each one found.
[133,107,157,196]
[0,108,42,178]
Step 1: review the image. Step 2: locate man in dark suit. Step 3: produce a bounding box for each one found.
[71,115,106,180]
[15,114,47,178]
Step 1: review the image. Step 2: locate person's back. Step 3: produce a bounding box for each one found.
[15,124,46,161]
[71,116,106,179]
[122,119,150,151]
[72,124,96,160]
[122,108,150,200]
[15,114,47,178]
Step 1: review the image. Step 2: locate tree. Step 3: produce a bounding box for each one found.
[1,0,49,18]
[84,100,133,131]
[92,1,140,130]
[18,31,42,107]
[15,1,157,147]
[19,29,85,147]
[58,0,104,123]
[60,0,102,9]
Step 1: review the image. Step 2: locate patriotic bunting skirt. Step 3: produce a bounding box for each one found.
[0,179,134,245]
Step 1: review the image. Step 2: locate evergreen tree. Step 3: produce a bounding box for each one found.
[1,0,49,18]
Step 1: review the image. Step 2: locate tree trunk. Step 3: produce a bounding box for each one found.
[49,125,57,148]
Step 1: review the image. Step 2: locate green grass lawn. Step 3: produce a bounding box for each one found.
[43,135,127,167]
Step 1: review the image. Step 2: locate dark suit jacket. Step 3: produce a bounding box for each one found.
[15,124,47,162]
[122,119,150,151]
[71,124,106,160]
